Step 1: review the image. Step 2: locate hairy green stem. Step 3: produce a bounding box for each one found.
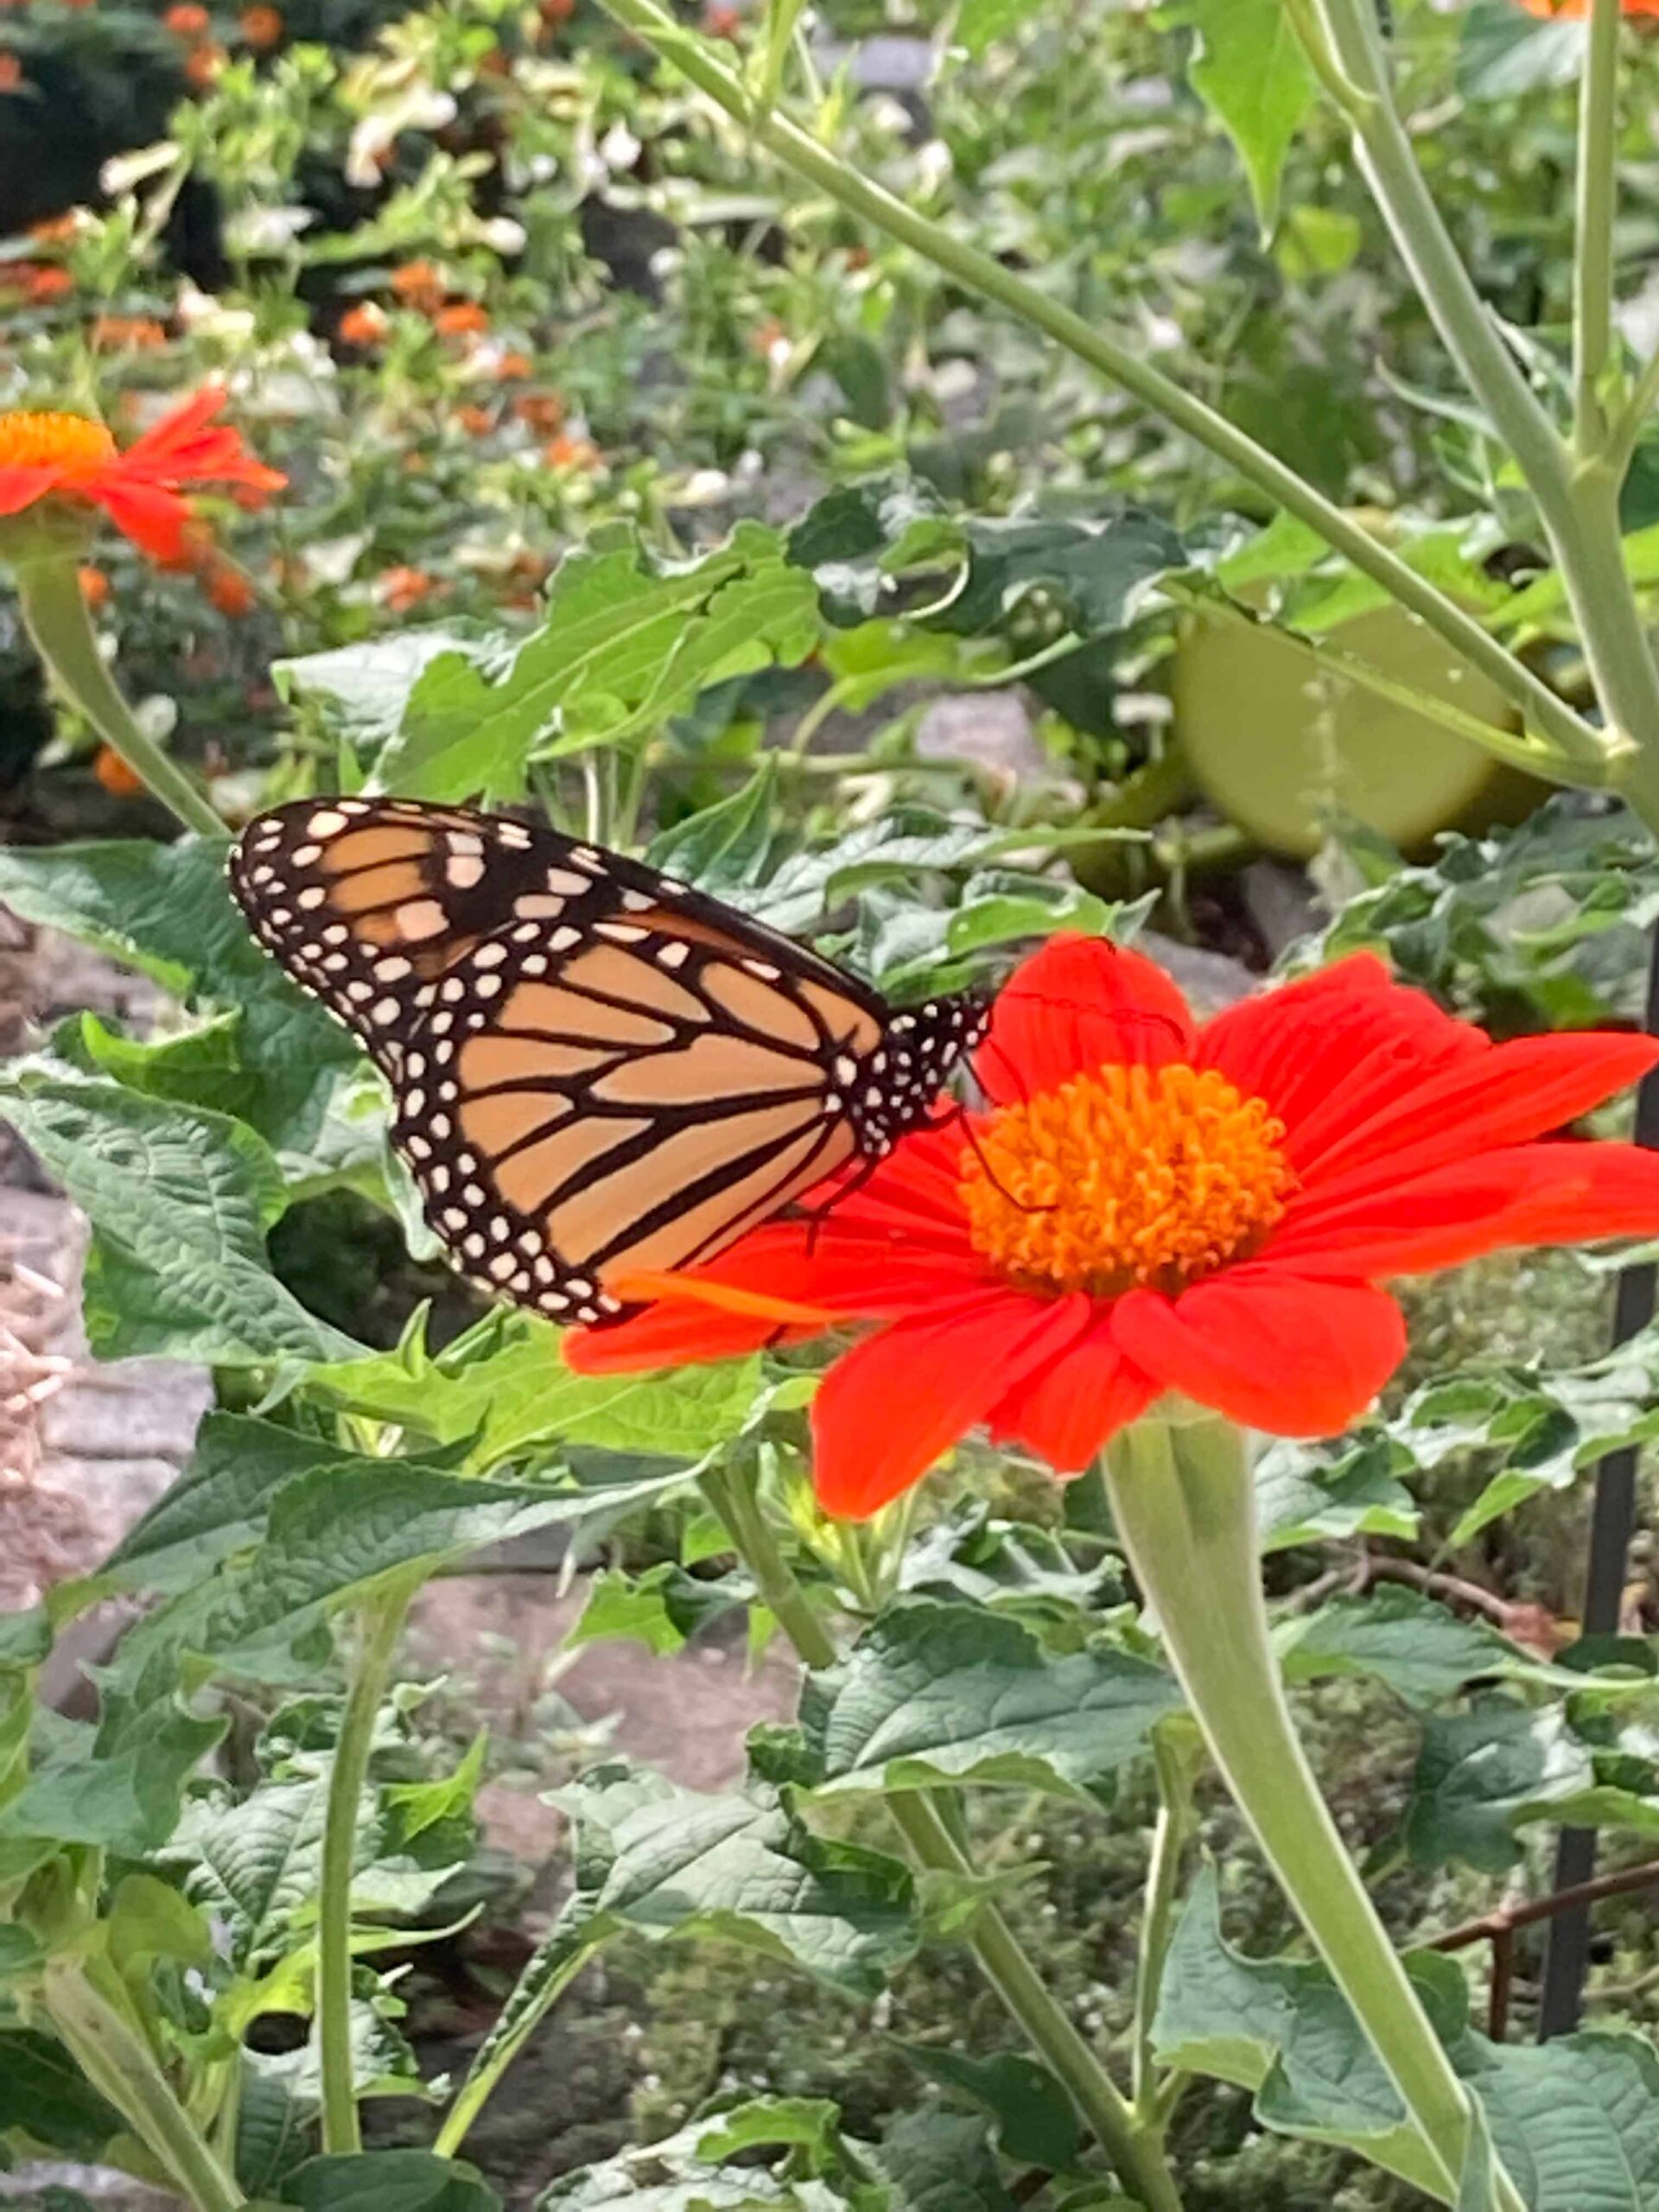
[41,1959,243,2212]
[14,555,226,839]
[318,1581,416,2156]
[1132,1726,1198,2121]
[699,1464,1185,2212]
[596,0,1608,787]
[1574,0,1626,454]
[1304,0,1659,819]
[1103,1415,1525,2212]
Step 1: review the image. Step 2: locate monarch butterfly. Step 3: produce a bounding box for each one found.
[229,798,989,1326]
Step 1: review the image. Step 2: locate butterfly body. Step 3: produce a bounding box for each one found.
[229,798,988,1325]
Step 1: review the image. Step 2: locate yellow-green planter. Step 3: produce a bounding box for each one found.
[1171,601,1543,859]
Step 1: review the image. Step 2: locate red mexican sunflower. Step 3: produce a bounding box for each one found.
[0,389,284,565]
[565,935,1659,1518]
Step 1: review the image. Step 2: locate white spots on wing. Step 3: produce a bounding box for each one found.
[547,925,580,952]
[372,955,411,982]
[488,1250,516,1281]
[742,959,780,981]
[835,1053,857,1084]
[496,821,532,849]
[658,941,690,969]
[474,973,503,998]
[448,854,485,890]
[306,810,348,839]
[474,942,508,967]
[520,955,548,976]
[545,868,593,897]
[290,842,321,867]
[596,922,647,944]
[297,885,327,911]
[371,997,400,1025]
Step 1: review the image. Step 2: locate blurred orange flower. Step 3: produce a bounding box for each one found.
[0,389,283,564]
[238,3,283,47]
[77,564,110,608]
[183,43,227,86]
[702,3,741,35]
[390,260,446,315]
[512,390,565,431]
[92,315,168,350]
[1514,0,1659,10]
[434,301,489,338]
[499,350,534,379]
[162,2,211,35]
[454,403,495,436]
[206,562,257,615]
[92,746,147,797]
[543,431,599,470]
[0,54,24,92]
[338,301,388,347]
[382,565,436,613]
[29,216,79,245]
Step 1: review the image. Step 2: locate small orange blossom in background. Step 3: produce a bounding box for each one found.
[569,934,1659,1517]
[337,302,387,348]
[434,301,490,339]
[1515,0,1659,13]
[162,2,211,35]
[0,389,283,564]
[381,565,436,613]
[390,260,447,315]
[77,564,109,609]
[92,746,148,798]
[238,3,283,48]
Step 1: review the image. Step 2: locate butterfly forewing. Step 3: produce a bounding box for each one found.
[229,798,977,1326]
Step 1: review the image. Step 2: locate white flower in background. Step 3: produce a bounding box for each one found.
[346,86,457,188]
[598,120,642,174]
[223,205,315,256]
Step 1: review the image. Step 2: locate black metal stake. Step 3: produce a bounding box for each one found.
[1537,921,1659,2038]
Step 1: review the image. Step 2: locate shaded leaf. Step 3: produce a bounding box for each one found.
[801,1598,1178,1801]
[1162,0,1318,233]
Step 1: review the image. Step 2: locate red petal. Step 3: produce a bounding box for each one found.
[563,1300,798,1374]
[92,478,196,562]
[0,463,60,516]
[1109,1268,1407,1437]
[1293,1031,1659,1202]
[987,1309,1159,1471]
[805,1122,978,1248]
[976,933,1196,1104]
[120,386,226,467]
[812,1290,1091,1518]
[1198,956,1488,1170]
[1267,1141,1659,1278]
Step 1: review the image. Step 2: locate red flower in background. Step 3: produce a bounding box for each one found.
[567,936,1659,1518]
[0,389,283,563]
[1515,0,1659,13]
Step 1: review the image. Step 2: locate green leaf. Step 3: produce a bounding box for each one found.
[0,2030,124,2161]
[1255,1433,1421,1552]
[441,1896,611,2145]
[0,1061,359,1365]
[302,1306,760,1468]
[873,2112,1016,2212]
[556,1765,918,1996]
[899,2047,1082,2171]
[786,477,958,627]
[281,2150,504,2211]
[180,1454,697,1678]
[372,525,821,800]
[802,1598,1179,1802]
[0,838,356,1160]
[1458,0,1585,100]
[106,1414,368,1594]
[1405,1700,1596,1872]
[568,1563,745,1656]
[1275,1586,1571,1707]
[1161,0,1318,234]
[0,1608,52,1667]
[645,761,779,891]
[956,0,1038,55]
[938,512,1186,640]
[1,1693,226,1854]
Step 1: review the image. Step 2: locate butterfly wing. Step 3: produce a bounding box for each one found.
[230,798,880,1323]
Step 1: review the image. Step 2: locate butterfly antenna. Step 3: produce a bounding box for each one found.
[945,1101,1055,1215]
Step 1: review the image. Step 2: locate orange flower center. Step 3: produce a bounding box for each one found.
[0,410,116,478]
[959,1063,1296,1297]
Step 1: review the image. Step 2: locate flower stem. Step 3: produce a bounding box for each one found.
[699,1463,1185,2212]
[1573,0,1626,457]
[14,555,226,840]
[1103,1414,1525,2212]
[317,1580,416,2156]
[41,1958,243,2212]
[594,0,1609,791]
[1132,1724,1200,2123]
